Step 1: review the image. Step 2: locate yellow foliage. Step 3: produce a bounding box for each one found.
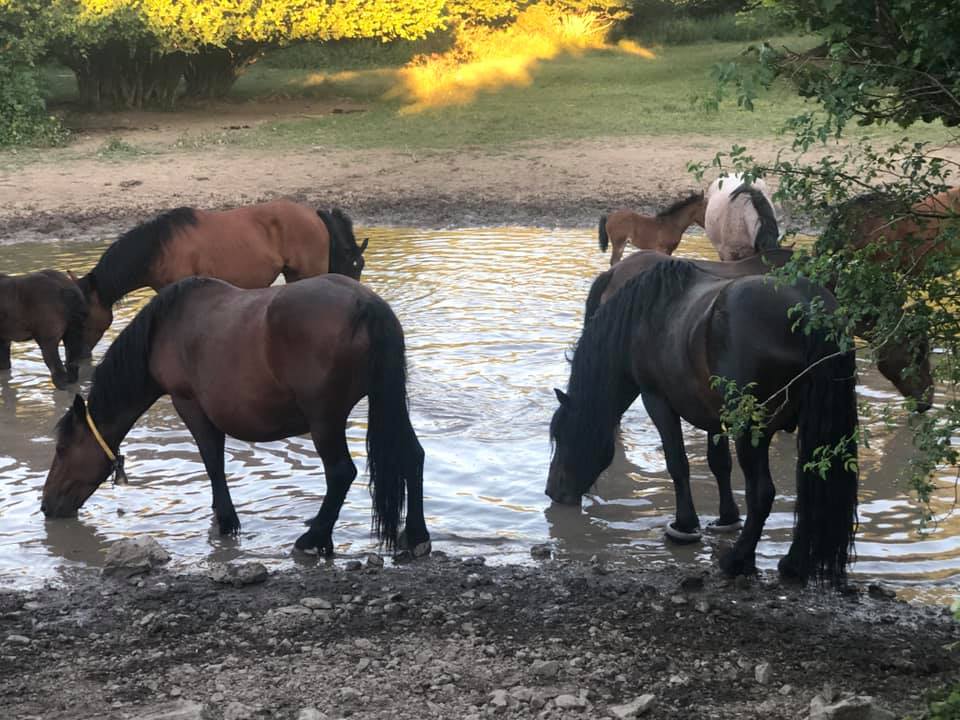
[65,0,447,50]
[394,3,653,113]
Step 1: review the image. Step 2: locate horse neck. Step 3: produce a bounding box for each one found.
[88,384,162,454]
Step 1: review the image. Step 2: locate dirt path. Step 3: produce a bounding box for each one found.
[0,131,821,243]
[2,554,957,720]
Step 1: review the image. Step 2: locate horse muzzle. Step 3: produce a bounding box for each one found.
[40,496,81,519]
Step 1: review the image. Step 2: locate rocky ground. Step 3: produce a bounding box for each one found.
[2,545,957,720]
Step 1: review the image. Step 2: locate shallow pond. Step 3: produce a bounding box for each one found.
[1,228,958,603]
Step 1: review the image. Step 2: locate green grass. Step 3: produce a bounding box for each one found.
[227,39,953,151]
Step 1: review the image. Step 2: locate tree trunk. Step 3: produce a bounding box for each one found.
[62,41,186,110]
[183,44,261,100]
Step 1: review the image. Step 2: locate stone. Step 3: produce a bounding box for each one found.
[670,594,688,606]
[554,694,586,709]
[300,597,334,611]
[780,685,794,696]
[530,659,560,678]
[755,662,772,685]
[129,701,206,720]
[366,553,385,568]
[344,560,363,571]
[6,634,30,645]
[867,583,897,601]
[489,689,509,708]
[222,701,255,720]
[695,599,712,614]
[530,544,552,559]
[610,694,656,718]
[809,694,896,720]
[102,536,170,577]
[208,562,268,587]
[297,709,329,720]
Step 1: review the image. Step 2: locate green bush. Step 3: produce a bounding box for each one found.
[262,33,455,72]
[0,4,66,146]
[629,8,791,44]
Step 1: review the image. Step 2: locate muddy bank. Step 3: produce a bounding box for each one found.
[2,553,957,720]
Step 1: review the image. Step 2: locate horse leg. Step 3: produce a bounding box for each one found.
[0,340,9,371]
[707,433,741,531]
[719,434,774,577]
[397,455,431,560]
[36,337,70,389]
[642,394,700,541]
[62,322,85,384]
[611,238,625,266]
[172,398,239,535]
[295,424,357,556]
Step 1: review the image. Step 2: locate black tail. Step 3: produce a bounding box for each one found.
[598,215,609,252]
[731,186,780,252]
[795,330,859,584]
[584,269,614,328]
[360,297,424,551]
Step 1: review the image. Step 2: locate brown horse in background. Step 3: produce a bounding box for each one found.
[42,274,429,558]
[0,270,87,389]
[585,249,933,411]
[73,200,369,355]
[598,192,705,266]
[822,186,960,272]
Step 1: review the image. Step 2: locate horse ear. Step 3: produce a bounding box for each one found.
[359,238,369,253]
[554,388,570,406]
[72,394,86,416]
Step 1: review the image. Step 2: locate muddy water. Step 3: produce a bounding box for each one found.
[1,228,958,603]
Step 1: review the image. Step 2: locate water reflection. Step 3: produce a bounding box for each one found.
[0,229,956,603]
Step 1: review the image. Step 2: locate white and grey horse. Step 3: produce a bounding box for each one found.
[704,174,780,261]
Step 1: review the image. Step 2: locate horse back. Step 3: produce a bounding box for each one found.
[0,270,83,341]
[706,274,835,425]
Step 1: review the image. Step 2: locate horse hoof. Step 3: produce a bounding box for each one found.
[664,520,701,544]
[777,555,807,584]
[705,518,743,534]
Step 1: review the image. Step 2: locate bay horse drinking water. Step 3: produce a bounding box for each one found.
[584,249,933,411]
[73,200,368,354]
[41,275,430,558]
[0,271,87,389]
[704,174,780,261]
[598,192,705,266]
[549,256,859,584]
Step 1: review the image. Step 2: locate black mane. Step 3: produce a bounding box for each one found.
[83,207,197,306]
[657,192,704,219]
[318,208,357,258]
[552,260,698,477]
[731,185,780,252]
[55,277,211,441]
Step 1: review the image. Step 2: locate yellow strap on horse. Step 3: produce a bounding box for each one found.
[85,409,116,462]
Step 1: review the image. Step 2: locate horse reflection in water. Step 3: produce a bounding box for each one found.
[548,257,859,585]
[41,274,430,558]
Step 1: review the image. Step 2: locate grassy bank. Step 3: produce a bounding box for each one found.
[35,35,954,158]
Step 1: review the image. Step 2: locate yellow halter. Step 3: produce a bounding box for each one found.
[84,407,127,484]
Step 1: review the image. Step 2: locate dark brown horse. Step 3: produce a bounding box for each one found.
[598,192,705,266]
[0,270,87,389]
[585,249,933,410]
[549,258,859,584]
[74,200,369,354]
[41,274,429,558]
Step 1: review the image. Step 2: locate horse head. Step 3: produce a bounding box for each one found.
[41,395,115,518]
[71,272,113,352]
[876,335,934,412]
[546,388,614,505]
